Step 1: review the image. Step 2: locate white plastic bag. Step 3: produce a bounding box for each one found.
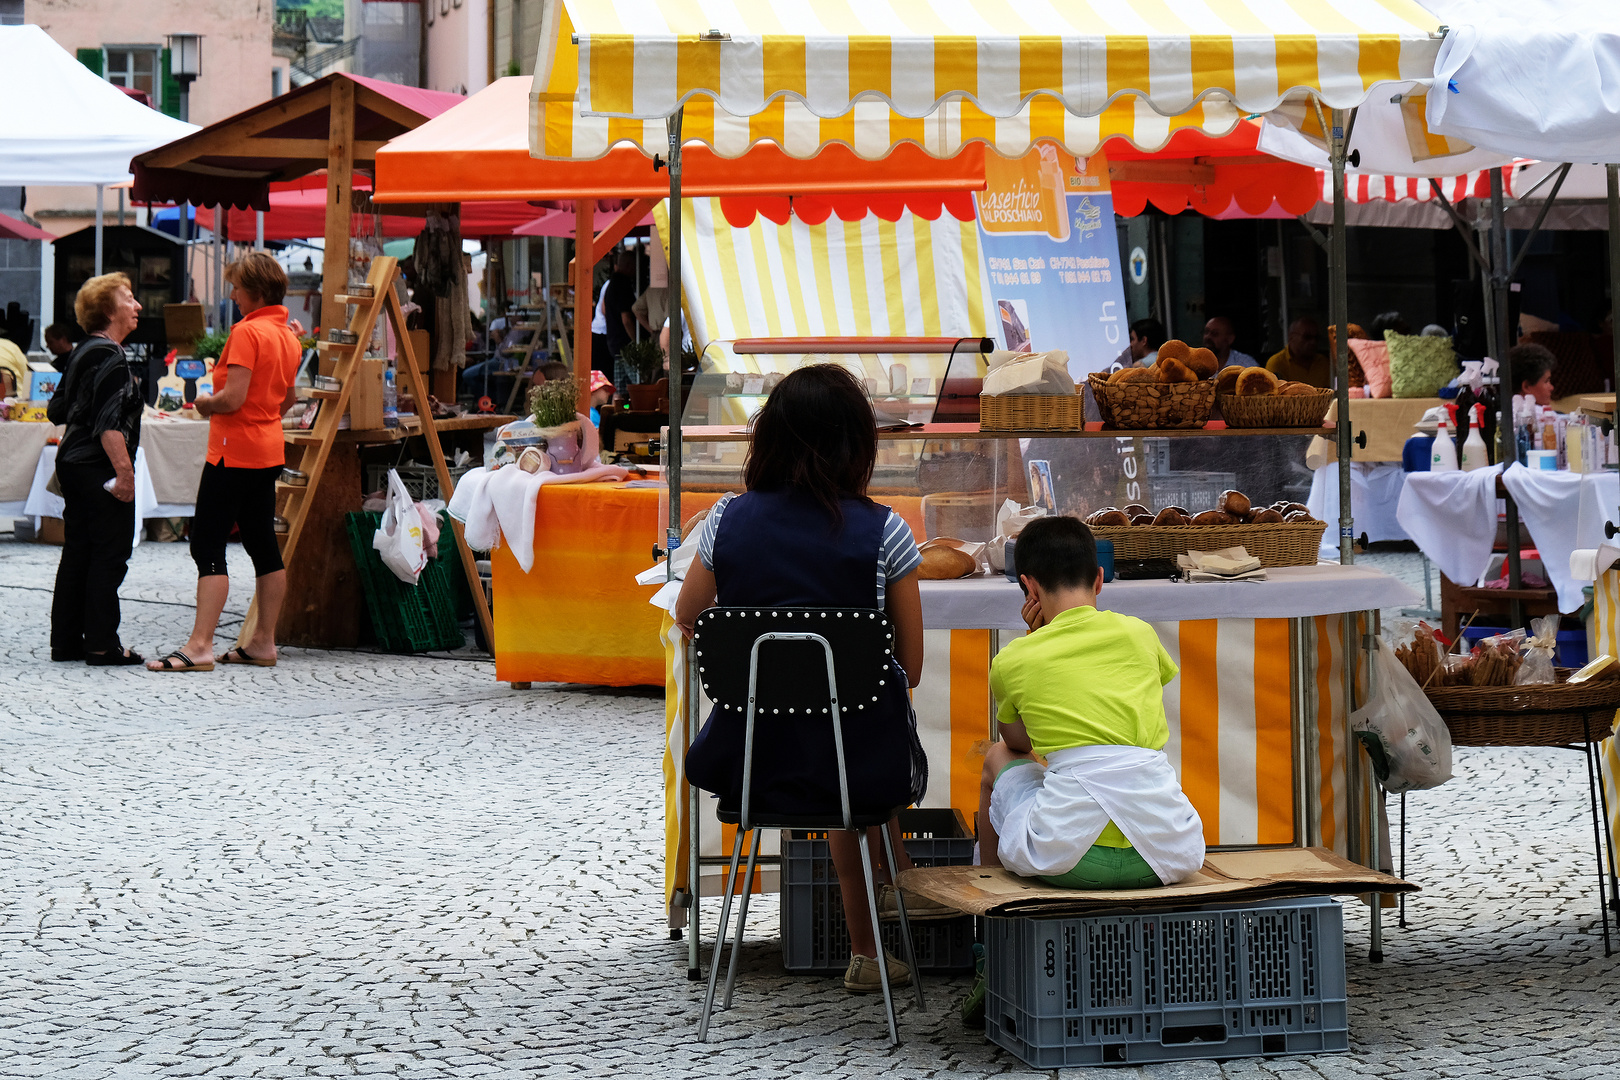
[373,468,427,585]
[988,499,1047,572]
[1351,638,1454,793]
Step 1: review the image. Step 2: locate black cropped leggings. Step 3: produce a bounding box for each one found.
[189,461,285,578]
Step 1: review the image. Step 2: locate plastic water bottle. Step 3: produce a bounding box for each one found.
[383,364,398,428]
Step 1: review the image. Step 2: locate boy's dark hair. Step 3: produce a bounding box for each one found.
[540,361,570,381]
[1015,516,1101,593]
[744,363,876,522]
[1507,342,1556,390]
[1130,318,1166,349]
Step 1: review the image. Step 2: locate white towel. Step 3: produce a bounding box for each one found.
[1396,464,1503,589]
[446,458,633,573]
[1571,543,1620,584]
[1500,463,1586,612]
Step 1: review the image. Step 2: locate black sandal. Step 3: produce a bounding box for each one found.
[86,648,145,667]
[147,650,213,672]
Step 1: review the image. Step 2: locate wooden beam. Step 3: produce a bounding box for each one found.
[352,84,435,131]
[1108,161,1218,184]
[168,137,388,161]
[567,197,659,273]
[141,88,334,168]
[321,77,356,371]
[574,199,594,416]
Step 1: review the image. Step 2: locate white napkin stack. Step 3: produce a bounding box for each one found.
[1177,546,1267,583]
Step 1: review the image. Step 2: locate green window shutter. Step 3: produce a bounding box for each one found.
[76,47,103,76]
[159,47,181,118]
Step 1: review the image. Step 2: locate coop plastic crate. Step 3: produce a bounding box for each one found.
[345,511,465,653]
[986,896,1347,1069]
[364,461,476,502]
[780,807,977,974]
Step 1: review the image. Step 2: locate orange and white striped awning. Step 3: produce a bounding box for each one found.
[533,0,1443,161]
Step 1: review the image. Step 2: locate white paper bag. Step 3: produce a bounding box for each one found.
[373,468,428,585]
[988,499,1047,572]
[982,350,1075,396]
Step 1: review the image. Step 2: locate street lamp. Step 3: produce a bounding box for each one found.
[165,32,202,122]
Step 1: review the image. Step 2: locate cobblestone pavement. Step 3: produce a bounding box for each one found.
[2,536,1617,1078]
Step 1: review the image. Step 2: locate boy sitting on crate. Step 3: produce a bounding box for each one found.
[978,516,1206,891]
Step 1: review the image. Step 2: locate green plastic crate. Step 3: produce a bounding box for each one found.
[345,510,465,652]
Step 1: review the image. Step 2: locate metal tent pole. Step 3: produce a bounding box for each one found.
[94,184,104,275]
[256,210,265,248]
[1487,168,1524,623]
[1610,166,1620,497]
[1330,111,1353,568]
[666,108,684,576]
[178,202,189,302]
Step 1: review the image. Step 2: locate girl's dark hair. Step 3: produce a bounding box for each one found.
[743,363,876,522]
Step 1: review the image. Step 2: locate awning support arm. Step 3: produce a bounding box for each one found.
[1506,163,1572,281]
[1427,180,1490,274]
[1296,216,1330,253]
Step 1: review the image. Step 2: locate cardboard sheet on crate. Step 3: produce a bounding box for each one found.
[897,846,1414,918]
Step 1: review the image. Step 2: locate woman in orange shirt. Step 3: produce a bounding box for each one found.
[150,253,301,672]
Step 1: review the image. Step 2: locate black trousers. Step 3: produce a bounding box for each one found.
[189,461,284,579]
[51,461,135,655]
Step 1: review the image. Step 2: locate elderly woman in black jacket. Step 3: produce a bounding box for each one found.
[47,272,144,666]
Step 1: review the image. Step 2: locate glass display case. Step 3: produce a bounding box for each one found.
[669,338,1329,549]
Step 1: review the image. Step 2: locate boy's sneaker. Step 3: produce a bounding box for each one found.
[843,950,912,993]
[960,943,987,1028]
[877,883,960,921]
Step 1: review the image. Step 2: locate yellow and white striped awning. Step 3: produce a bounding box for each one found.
[534,0,1443,161]
[533,3,1245,161]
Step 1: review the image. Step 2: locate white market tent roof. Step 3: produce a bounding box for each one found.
[1427,0,1620,164]
[0,23,197,185]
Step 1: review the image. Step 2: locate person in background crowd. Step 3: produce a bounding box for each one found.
[47,273,145,666]
[603,251,638,367]
[1421,324,1450,337]
[1370,311,1412,339]
[43,322,82,372]
[588,269,613,377]
[587,369,614,427]
[1265,316,1331,387]
[148,253,301,673]
[1127,318,1166,366]
[1201,316,1259,368]
[1509,343,1557,407]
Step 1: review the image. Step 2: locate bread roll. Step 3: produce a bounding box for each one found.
[1155,357,1198,384]
[1130,513,1155,527]
[1284,510,1316,523]
[1157,339,1192,363]
[1283,502,1310,516]
[1218,490,1251,517]
[1279,380,1319,397]
[1214,365,1245,396]
[1250,508,1285,524]
[1191,510,1233,525]
[1122,503,1149,518]
[1236,368,1280,396]
[1185,347,1220,380]
[1152,507,1189,526]
[918,545,978,579]
[1109,366,1156,384]
[1164,505,1191,517]
[1085,508,1131,527]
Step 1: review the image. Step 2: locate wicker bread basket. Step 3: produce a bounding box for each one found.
[1422,669,1620,747]
[1087,373,1214,429]
[1217,388,1336,429]
[979,393,1086,431]
[1088,520,1327,568]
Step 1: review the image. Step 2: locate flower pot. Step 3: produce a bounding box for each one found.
[535,419,584,473]
[627,383,662,412]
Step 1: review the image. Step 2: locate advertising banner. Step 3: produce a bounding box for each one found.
[975,146,1129,379]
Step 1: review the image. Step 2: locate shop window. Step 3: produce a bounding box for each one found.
[104,46,161,106]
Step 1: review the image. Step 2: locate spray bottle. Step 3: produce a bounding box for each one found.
[1461,404,1490,471]
[1432,403,1459,472]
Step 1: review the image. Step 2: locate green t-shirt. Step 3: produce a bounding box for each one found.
[991,605,1178,846]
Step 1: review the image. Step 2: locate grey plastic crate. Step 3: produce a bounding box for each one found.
[780,807,976,974]
[986,896,1347,1068]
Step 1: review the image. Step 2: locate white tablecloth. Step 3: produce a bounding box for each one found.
[1396,465,1620,614]
[23,445,158,549]
[1307,462,1411,559]
[918,564,1420,630]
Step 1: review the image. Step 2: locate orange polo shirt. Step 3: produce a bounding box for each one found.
[207,305,301,469]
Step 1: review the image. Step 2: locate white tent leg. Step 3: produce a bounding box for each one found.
[94,184,104,275]
[256,210,265,248]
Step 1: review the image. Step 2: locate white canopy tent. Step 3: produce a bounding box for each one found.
[0,24,197,271]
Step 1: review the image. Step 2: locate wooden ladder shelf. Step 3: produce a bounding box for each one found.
[242,255,495,652]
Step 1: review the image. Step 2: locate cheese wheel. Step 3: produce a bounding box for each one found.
[1236,367,1280,396]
